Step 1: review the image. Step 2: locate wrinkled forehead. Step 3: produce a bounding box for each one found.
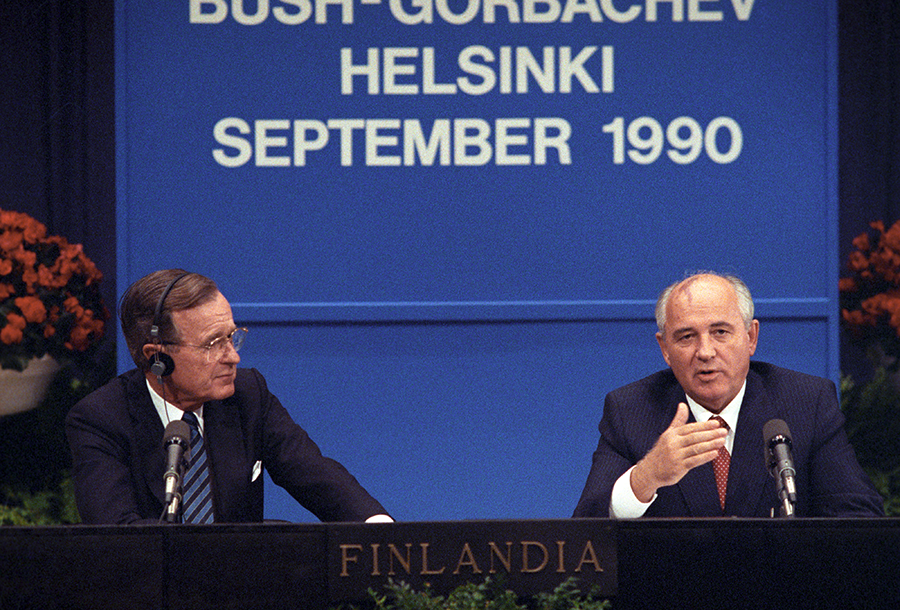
[171,292,235,340]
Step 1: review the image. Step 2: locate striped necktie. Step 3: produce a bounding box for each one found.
[181,411,214,523]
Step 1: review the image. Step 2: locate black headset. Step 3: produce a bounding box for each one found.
[149,273,189,378]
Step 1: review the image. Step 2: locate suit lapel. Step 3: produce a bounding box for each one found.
[126,372,168,509]
[679,464,723,516]
[724,370,776,516]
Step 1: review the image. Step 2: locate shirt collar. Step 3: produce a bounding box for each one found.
[684,380,745,452]
[145,377,204,432]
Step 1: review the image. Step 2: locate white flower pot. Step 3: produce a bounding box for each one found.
[0,355,61,417]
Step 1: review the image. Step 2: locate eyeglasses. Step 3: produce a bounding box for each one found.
[167,327,248,362]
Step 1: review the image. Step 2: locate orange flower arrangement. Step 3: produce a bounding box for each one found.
[840,220,900,366]
[0,209,108,371]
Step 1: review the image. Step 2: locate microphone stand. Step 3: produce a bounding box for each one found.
[776,484,795,518]
[165,490,183,523]
[773,465,797,518]
[160,378,186,524]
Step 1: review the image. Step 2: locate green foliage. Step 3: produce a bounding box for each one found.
[532,579,610,610]
[840,368,900,515]
[0,472,79,525]
[0,347,112,526]
[345,577,610,610]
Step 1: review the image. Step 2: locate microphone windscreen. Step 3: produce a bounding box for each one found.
[164,420,191,445]
[763,418,792,443]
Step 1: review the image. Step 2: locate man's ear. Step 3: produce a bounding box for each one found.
[656,331,671,367]
[142,343,159,362]
[748,319,760,356]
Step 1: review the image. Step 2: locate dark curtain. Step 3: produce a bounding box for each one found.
[840,0,900,252]
[0,0,115,315]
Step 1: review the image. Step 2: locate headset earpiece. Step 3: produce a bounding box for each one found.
[149,273,189,378]
[150,352,175,378]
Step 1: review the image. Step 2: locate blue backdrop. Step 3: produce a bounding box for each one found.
[117,0,839,521]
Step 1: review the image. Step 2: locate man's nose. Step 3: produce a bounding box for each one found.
[696,334,715,359]
[222,340,240,364]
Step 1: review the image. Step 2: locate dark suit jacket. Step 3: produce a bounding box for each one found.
[572,362,884,518]
[66,368,388,524]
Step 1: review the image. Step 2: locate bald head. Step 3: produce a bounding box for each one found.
[656,272,754,336]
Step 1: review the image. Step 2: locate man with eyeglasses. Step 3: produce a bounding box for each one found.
[66,269,391,525]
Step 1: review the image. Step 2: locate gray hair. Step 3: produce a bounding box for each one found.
[655,271,754,335]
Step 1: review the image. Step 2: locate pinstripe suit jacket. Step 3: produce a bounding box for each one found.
[572,362,884,518]
[66,367,388,524]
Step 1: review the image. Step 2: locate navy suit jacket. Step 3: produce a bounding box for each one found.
[573,362,884,518]
[66,368,388,524]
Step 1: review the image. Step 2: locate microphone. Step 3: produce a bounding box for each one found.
[163,420,190,523]
[763,419,797,518]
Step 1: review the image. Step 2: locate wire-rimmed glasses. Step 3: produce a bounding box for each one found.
[169,327,248,362]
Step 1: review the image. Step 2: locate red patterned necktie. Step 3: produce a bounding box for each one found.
[710,416,730,511]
